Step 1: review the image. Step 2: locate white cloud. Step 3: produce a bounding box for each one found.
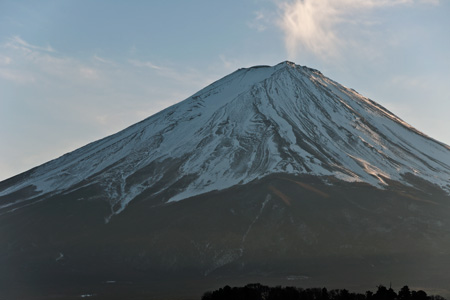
[276,0,437,60]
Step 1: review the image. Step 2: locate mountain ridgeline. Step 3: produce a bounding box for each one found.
[1,62,449,299]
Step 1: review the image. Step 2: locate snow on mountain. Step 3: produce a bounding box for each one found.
[1,61,449,218]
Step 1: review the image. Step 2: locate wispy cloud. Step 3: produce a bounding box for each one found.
[247,10,268,32]
[128,58,213,89]
[276,0,438,60]
[1,36,103,85]
[93,55,116,66]
[79,67,99,80]
[219,55,237,70]
[0,54,12,65]
[129,59,164,70]
[419,0,439,4]
[1,36,212,97]
[0,68,35,83]
[5,36,55,53]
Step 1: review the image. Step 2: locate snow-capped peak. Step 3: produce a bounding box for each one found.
[1,62,449,217]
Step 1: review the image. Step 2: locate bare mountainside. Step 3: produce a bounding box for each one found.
[1,62,450,299]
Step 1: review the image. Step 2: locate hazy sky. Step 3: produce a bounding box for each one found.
[1,0,449,181]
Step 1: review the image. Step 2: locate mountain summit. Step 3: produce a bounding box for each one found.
[1,62,450,299]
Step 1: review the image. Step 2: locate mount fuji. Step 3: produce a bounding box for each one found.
[1,62,450,299]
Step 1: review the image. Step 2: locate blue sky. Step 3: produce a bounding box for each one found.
[0,0,449,180]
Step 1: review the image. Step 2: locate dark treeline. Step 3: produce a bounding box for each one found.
[202,283,447,300]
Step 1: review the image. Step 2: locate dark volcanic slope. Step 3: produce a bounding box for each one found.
[1,174,450,299]
[0,62,450,299]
